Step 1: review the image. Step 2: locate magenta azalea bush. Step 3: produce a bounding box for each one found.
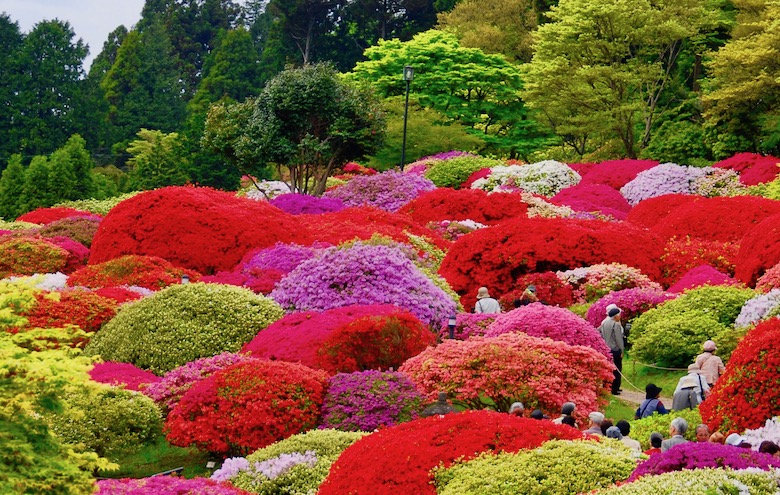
[96,476,253,494]
[483,303,611,358]
[269,193,346,215]
[320,370,426,432]
[323,170,435,212]
[89,362,161,392]
[667,265,743,294]
[270,244,458,326]
[586,288,676,327]
[237,242,325,278]
[628,442,780,481]
[620,163,708,205]
[437,312,497,340]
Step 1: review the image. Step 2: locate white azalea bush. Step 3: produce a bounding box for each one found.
[471,160,581,197]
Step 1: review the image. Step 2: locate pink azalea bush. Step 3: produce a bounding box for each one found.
[667,265,742,293]
[755,261,780,292]
[323,170,435,212]
[552,183,632,215]
[713,152,780,185]
[483,303,611,358]
[437,312,497,340]
[96,476,253,494]
[45,236,90,273]
[579,159,658,189]
[89,362,161,391]
[557,263,662,303]
[586,288,676,327]
[269,193,346,215]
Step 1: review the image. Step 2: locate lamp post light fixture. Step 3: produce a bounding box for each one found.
[448,314,457,340]
[399,65,414,171]
[181,274,190,284]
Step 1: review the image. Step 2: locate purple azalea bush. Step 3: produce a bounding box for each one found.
[269,244,458,327]
[483,303,611,358]
[211,451,318,483]
[322,170,435,212]
[586,287,676,327]
[96,476,251,494]
[620,163,709,206]
[320,370,426,431]
[628,442,780,481]
[238,242,326,277]
[269,193,345,215]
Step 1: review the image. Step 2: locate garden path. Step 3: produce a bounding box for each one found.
[617,389,672,406]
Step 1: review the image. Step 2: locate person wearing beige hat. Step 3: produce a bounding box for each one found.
[673,363,710,403]
[671,375,699,411]
[474,287,501,314]
[695,340,726,387]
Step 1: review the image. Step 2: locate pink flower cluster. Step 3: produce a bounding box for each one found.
[89,362,161,391]
[667,265,742,293]
[96,476,253,494]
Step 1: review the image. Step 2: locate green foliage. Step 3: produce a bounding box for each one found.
[434,440,636,495]
[592,468,779,495]
[55,192,140,216]
[424,156,504,188]
[630,409,702,450]
[0,155,26,219]
[84,283,284,374]
[0,279,38,331]
[46,384,162,460]
[98,435,210,479]
[127,129,190,190]
[641,120,712,167]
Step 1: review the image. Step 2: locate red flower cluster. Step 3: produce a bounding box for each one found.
[93,286,145,304]
[626,194,701,228]
[17,206,98,225]
[713,152,780,185]
[735,212,780,285]
[659,237,739,287]
[498,272,576,308]
[439,217,662,306]
[165,359,328,456]
[315,311,436,373]
[568,161,599,176]
[68,255,200,290]
[551,184,632,216]
[89,361,161,391]
[398,188,528,226]
[11,290,117,339]
[460,168,492,188]
[318,411,582,495]
[700,318,780,432]
[89,186,312,274]
[579,159,658,189]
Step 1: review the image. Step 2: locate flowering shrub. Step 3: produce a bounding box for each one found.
[225,429,364,495]
[0,237,69,277]
[691,168,746,196]
[17,206,97,225]
[439,217,662,307]
[403,151,480,174]
[700,318,780,432]
[423,156,505,188]
[735,212,780,285]
[659,236,739,286]
[591,468,780,495]
[756,261,780,292]
[55,192,140,216]
[460,167,492,188]
[400,333,613,417]
[320,370,425,431]
[625,194,702,228]
[630,409,702,450]
[713,152,780,185]
[483,303,611,358]
[241,180,291,200]
[143,352,255,412]
[96,477,253,495]
[434,439,636,495]
[11,290,117,337]
[234,242,323,291]
[620,163,708,205]
[212,451,318,484]
[667,265,742,294]
[165,359,328,455]
[628,442,780,481]
[89,362,161,391]
[472,161,581,197]
[498,272,577,308]
[322,170,435,212]
[743,417,780,450]
[398,188,528,226]
[552,183,632,217]
[33,216,101,247]
[436,312,497,340]
[557,263,662,303]
[46,236,90,273]
[93,286,147,304]
[315,311,436,373]
[579,159,659,189]
[733,289,780,328]
[585,288,676,327]
[270,244,457,327]
[268,193,345,215]
[90,186,311,274]
[67,255,200,290]
[319,411,583,495]
[85,283,283,374]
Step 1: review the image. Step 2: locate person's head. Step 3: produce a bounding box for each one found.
[688,363,700,372]
[600,419,614,436]
[526,285,537,296]
[703,340,717,353]
[509,402,525,416]
[679,375,697,389]
[645,383,663,400]
[477,287,491,299]
[605,303,618,315]
[759,441,780,455]
[649,432,663,449]
[561,415,577,428]
[709,432,726,444]
[670,417,688,436]
[561,402,576,416]
[725,433,744,446]
[695,424,711,442]
[530,409,546,420]
[616,420,631,437]
[608,307,621,320]
[588,411,604,427]
[606,426,623,440]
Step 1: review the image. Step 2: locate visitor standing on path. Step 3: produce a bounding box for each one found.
[599,307,624,395]
[474,286,501,314]
[695,340,725,388]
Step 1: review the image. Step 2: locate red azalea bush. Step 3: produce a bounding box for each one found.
[34,216,101,247]
[165,359,328,456]
[551,183,632,214]
[398,188,528,226]
[667,265,742,294]
[652,196,780,243]
[17,206,98,225]
[482,303,611,358]
[498,272,576,308]
[713,152,780,185]
[315,311,436,373]
[625,194,702,228]
[659,236,740,287]
[400,333,613,417]
[439,216,662,307]
[736,213,780,285]
[700,318,780,433]
[68,255,200,290]
[11,290,118,337]
[93,286,146,304]
[241,305,404,369]
[585,287,676,326]
[89,186,312,274]
[579,159,658,189]
[45,236,90,273]
[89,361,161,391]
[0,236,70,277]
[318,411,582,495]
[460,167,492,188]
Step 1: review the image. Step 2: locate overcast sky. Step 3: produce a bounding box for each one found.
[0,0,146,71]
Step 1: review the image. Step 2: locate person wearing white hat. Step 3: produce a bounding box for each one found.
[695,340,726,387]
[671,375,699,411]
[474,287,501,314]
[725,433,745,446]
[599,307,624,395]
[673,363,710,403]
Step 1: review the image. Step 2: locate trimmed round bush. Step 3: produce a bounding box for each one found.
[434,439,636,495]
[472,161,581,196]
[322,170,435,212]
[90,186,312,274]
[398,188,528,226]
[713,152,780,185]
[33,216,101,247]
[735,212,780,285]
[424,156,505,188]
[630,409,701,450]
[552,183,632,217]
[0,237,69,277]
[579,159,658,189]
[96,477,253,495]
[667,265,742,294]
[585,287,676,327]
[659,237,739,287]
[619,163,707,205]
[590,468,780,495]
[165,359,328,456]
[17,206,97,225]
[84,283,284,374]
[557,263,662,303]
[45,236,90,274]
[320,370,425,431]
[68,255,200,290]
[756,260,780,292]
[89,362,161,391]
[625,194,702,228]
[269,193,345,214]
[13,289,117,337]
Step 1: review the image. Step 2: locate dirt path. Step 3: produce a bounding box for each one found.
[615,389,672,406]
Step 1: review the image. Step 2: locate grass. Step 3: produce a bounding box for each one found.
[98,435,212,480]
[621,353,683,394]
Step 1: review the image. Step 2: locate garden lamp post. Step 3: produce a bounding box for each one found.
[181,274,190,284]
[399,65,414,171]
[448,314,457,340]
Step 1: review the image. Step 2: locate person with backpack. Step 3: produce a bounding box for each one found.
[635,383,669,419]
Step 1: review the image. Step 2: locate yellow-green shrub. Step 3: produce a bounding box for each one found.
[629,409,702,450]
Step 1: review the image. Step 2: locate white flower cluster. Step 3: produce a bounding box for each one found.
[471,160,581,197]
[743,417,780,450]
[5,272,69,291]
[734,290,780,328]
[243,180,292,201]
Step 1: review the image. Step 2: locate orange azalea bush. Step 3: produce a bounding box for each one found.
[68,255,200,291]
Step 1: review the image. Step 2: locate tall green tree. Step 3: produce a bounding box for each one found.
[0,15,24,166]
[127,129,190,190]
[0,155,26,220]
[20,156,56,212]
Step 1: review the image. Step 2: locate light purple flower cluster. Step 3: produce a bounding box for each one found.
[735,289,780,328]
[269,244,458,327]
[628,442,780,481]
[143,352,255,411]
[269,193,346,215]
[483,303,611,358]
[96,476,250,494]
[419,150,477,162]
[437,312,497,340]
[585,287,676,327]
[211,451,317,483]
[668,265,742,294]
[322,170,436,212]
[320,370,425,432]
[237,242,326,277]
[620,163,709,206]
